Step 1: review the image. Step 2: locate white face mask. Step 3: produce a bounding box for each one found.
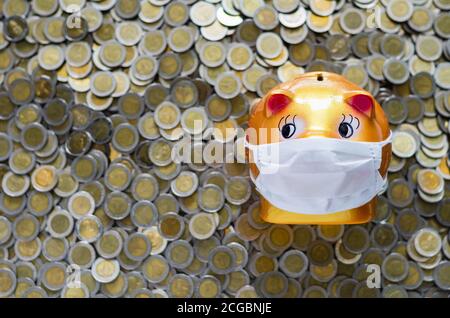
[246,132,392,215]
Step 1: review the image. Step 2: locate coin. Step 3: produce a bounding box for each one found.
[76,215,102,243]
[433,262,450,290]
[142,254,170,284]
[383,58,409,85]
[410,72,435,99]
[13,213,39,242]
[198,184,225,213]
[68,191,95,219]
[167,273,194,298]
[307,239,334,266]
[90,71,116,98]
[112,123,139,154]
[0,216,12,245]
[158,212,184,241]
[392,131,417,158]
[387,178,414,208]
[209,245,236,275]
[414,228,442,258]
[386,0,413,23]
[0,268,16,297]
[104,191,132,221]
[256,32,283,59]
[417,169,444,195]
[94,230,122,259]
[303,285,327,298]
[434,62,450,89]
[14,237,42,261]
[30,165,57,193]
[371,223,398,252]
[381,253,410,282]
[165,239,193,270]
[20,122,48,151]
[339,8,365,35]
[416,35,442,62]
[279,249,308,278]
[1,171,30,197]
[124,233,151,262]
[214,72,242,99]
[91,258,120,284]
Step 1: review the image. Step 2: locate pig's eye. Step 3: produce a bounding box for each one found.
[279,115,301,139]
[339,114,359,139]
[281,123,296,139]
[338,122,353,138]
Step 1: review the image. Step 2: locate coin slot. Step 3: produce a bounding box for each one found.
[317,73,324,81]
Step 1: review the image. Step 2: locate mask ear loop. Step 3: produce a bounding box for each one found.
[375,130,393,193]
[243,139,255,150]
[380,130,393,146]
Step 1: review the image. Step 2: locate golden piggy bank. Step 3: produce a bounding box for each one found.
[247,72,392,225]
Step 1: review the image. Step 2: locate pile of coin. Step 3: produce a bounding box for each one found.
[0,0,449,298]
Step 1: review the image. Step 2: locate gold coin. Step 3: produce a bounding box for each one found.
[165,240,193,269]
[189,212,216,240]
[143,255,170,284]
[317,224,344,243]
[158,52,182,80]
[260,271,288,298]
[2,171,30,197]
[168,273,194,298]
[307,239,334,266]
[0,268,16,297]
[91,71,116,97]
[68,191,95,219]
[112,123,139,153]
[256,32,282,59]
[104,163,131,192]
[9,148,35,175]
[266,224,293,251]
[76,216,102,243]
[13,213,39,241]
[154,101,181,130]
[382,253,409,282]
[40,262,66,291]
[387,178,414,208]
[417,169,444,195]
[47,209,73,238]
[224,176,251,205]
[196,275,221,298]
[159,212,184,240]
[414,228,442,258]
[9,78,34,105]
[209,246,236,275]
[42,236,68,261]
[124,233,151,262]
[15,237,41,261]
[96,230,123,259]
[61,284,89,298]
[31,165,57,192]
[92,258,120,283]
[99,40,126,68]
[279,250,308,278]
[104,191,132,221]
[54,172,78,198]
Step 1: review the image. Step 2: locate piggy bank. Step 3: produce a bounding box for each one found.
[247,72,391,225]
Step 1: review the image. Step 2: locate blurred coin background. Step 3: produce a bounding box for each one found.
[0,0,449,299]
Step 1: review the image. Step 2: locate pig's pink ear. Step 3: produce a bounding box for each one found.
[265,90,293,117]
[345,93,375,118]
